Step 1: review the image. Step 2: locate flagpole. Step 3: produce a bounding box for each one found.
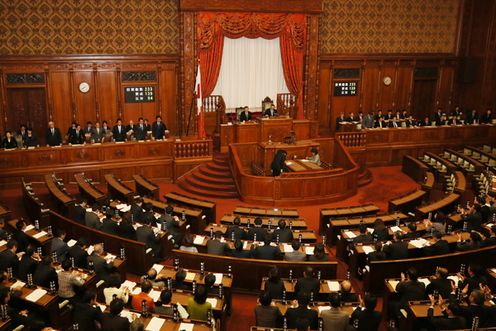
[185,61,199,137]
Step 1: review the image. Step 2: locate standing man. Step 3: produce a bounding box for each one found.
[45,121,62,146]
[152,115,167,140]
[112,118,126,142]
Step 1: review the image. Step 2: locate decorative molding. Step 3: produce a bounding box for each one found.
[122,71,157,82]
[6,73,45,84]
[179,0,323,14]
[333,69,361,79]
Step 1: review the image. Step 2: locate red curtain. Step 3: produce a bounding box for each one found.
[197,12,306,119]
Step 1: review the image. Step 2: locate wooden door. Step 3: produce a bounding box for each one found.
[6,88,47,141]
[412,80,436,121]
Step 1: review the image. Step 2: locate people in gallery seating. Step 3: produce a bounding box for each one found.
[264,103,278,117]
[45,120,62,146]
[306,147,321,166]
[2,131,17,149]
[481,108,493,124]
[112,118,127,142]
[152,115,167,140]
[255,291,282,328]
[374,116,386,128]
[417,116,432,127]
[239,106,252,122]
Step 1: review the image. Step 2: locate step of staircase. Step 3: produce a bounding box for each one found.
[357,168,373,187]
[177,154,239,199]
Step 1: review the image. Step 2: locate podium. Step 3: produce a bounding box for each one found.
[258,140,319,174]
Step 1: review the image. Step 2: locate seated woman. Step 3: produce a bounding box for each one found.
[306,147,321,166]
[308,243,328,261]
[264,266,284,300]
[187,285,212,321]
[103,273,129,305]
[2,131,17,149]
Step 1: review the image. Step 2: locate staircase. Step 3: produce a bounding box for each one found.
[177,154,239,199]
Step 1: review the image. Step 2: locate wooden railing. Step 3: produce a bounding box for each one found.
[174,139,212,158]
[336,131,367,148]
[277,93,296,117]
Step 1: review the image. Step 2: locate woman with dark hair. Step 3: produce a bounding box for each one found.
[372,218,388,241]
[103,273,129,305]
[306,147,321,166]
[2,131,17,149]
[308,243,328,261]
[271,150,288,176]
[264,266,284,300]
[187,285,212,321]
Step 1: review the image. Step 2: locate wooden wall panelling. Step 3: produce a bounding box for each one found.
[378,62,396,110]
[72,66,97,125]
[317,61,331,133]
[436,63,456,113]
[360,60,380,113]
[395,62,414,111]
[48,67,73,136]
[180,12,196,136]
[0,67,5,131]
[159,63,178,135]
[96,66,118,123]
[304,15,320,120]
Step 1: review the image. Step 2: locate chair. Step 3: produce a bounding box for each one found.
[261,96,273,115]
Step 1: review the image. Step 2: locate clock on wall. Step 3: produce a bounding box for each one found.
[79,81,90,93]
[383,76,392,86]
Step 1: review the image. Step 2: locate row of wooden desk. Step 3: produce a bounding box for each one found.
[319,204,380,234]
[204,224,316,243]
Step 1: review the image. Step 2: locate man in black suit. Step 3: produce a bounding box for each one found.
[12,219,30,253]
[465,109,479,124]
[225,217,246,241]
[482,226,496,247]
[84,206,102,230]
[272,219,293,243]
[239,106,252,122]
[101,298,130,330]
[87,243,115,282]
[294,266,320,297]
[130,197,145,222]
[427,295,466,330]
[18,245,40,281]
[100,210,119,235]
[74,290,103,330]
[141,202,156,225]
[112,118,127,142]
[229,240,251,258]
[134,117,148,141]
[68,124,84,144]
[462,204,485,234]
[401,222,420,239]
[271,149,288,176]
[480,108,493,124]
[264,104,278,117]
[33,256,58,289]
[136,223,161,257]
[172,268,191,291]
[418,116,431,127]
[434,108,443,126]
[426,267,453,299]
[285,292,318,330]
[45,121,62,146]
[335,112,346,131]
[68,238,89,269]
[353,223,373,244]
[118,214,137,240]
[247,217,267,241]
[390,267,426,319]
[251,234,281,260]
[457,264,486,295]
[383,231,408,259]
[50,228,69,262]
[0,218,10,240]
[451,290,490,328]
[152,115,167,140]
[0,240,19,275]
[424,231,450,256]
[350,294,381,331]
[206,231,228,256]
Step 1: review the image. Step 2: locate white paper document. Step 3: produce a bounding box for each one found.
[214,273,223,285]
[145,317,166,331]
[152,264,164,274]
[10,280,26,290]
[67,239,77,247]
[185,272,196,281]
[305,246,315,255]
[23,224,35,232]
[120,310,140,322]
[206,298,217,307]
[120,280,136,290]
[26,288,47,302]
[390,226,402,233]
[0,240,6,247]
[327,281,340,292]
[131,287,142,295]
[388,280,399,291]
[409,238,429,248]
[317,305,331,313]
[418,278,431,287]
[362,245,375,254]
[193,235,205,245]
[178,323,195,331]
[344,231,356,239]
[32,231,48,239]
[447,275,460,284]
[282,243,293,253]
[148,289,161,302]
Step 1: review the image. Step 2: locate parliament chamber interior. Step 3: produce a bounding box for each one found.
[0,0,496,331]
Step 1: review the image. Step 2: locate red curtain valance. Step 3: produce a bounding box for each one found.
[197,12,306,119]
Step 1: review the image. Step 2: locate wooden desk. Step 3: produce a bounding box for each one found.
[44,174,75,217]
[0,203,12,220]
[133,174,160,200]
[421,172,435,192]
[143,197,204,234]
[7,220,52,253]
[259,117,293,143]
[320,204,380,235]
[273,300,357,317]
[388,190,426,213]
[165,192,216,224]
[261,278,357,301]
[105,174,134,203]
[172,249,337,292]
[204,224,316,243]
[0,319,10,331]
[233,207,299,218]
[220,214,307,230]
[415,193,460,218]
[74,173,107,205]
[258,141,320,174]
[402,155,430,182]
[444,149,485,174]
[22,180,50,225]
[142,317,213,331]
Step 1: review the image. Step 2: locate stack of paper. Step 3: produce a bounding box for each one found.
[282,243,293,253]
[317,306,331,313]
[185,272,196,281]
[327,281,340,292]
[120,280,137,290]
[32,231,48,239]
[193,235,205,245]
[10,280,25,289]
[26,288,47,302]
[390,226,402,233]
[148,289,161,302]
[23,224,35,232]
[178,323,194,331]
[214,273,223,285]
[362,245,375,254]
[206,298,217,307]
[67,239,77,247]
[305,246,315,255]
[151,264,164,274]
[344,231,356,239]
[410,238,429,248]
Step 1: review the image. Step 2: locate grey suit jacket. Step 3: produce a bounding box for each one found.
[85,211,102,229]
[321,308,349,331]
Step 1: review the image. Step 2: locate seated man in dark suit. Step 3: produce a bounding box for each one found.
[225,216,246,241]
[401,222,420,239]
[263,104,278,117]
[100,210,119,235]
[427,294,466,330]
[295,266,320,297]
[87,243,115,282]
[0,218,10,240]
[481,226,496,247]
[285,292,318,330]
[172,268,191,291]
[74,290,103,330]
[353,223,373,244]
[33,256,58,289]
[12,219,30,253]
[424,231,450,256]
[206,231,229,256]
[68,238,89,269]
[50,228,69,262]
[247,217,267,241]
[383,231,409,259]
[426,267,453,299]
[136,223,161,257]
[112,118,127,142]
[450,289,490,328]
[339,280,359,303]
[350,294,381,331]
[18,245,40,281]
[239,106,252,122]
[255,290,282,328]
[456,231,482,251]
[0,240,20,276]
[251,233,281,260]
[130,197,145,222]
[457,263,486,295]
[118,213,137,240]
[284,240,306,261]
[390,267,426,319]
[85,205,102,230]
[272,219,293,243]
[229,240,251,258]
[102,298,130,330]
[157,205,174,231]
[45,121,62,146]
[151,115,167,140]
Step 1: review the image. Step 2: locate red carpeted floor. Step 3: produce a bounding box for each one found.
[0,165,417,331]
